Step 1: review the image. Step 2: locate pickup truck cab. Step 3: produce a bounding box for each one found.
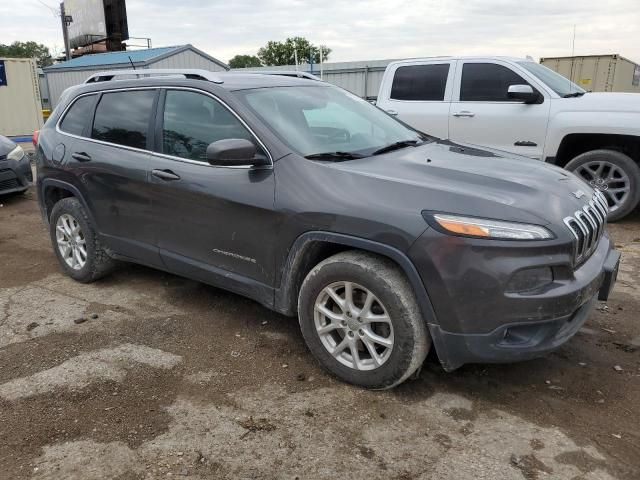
[376,56,640,221]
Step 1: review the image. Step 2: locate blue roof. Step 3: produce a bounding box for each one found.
[45,46,183,70]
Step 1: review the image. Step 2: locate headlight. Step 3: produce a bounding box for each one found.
[431,213,554,240]
[7,145,25,162]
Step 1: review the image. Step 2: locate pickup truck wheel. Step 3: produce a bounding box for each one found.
[49,197,116,283]
[565,149,640,222]
[298,251,430,389]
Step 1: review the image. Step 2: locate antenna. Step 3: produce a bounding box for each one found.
[128,56,136,70]
[569,24,576,92]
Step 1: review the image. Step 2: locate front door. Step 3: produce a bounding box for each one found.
[147,88,277,302]
[448,61,550,160]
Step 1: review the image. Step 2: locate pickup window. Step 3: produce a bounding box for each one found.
[390,64,450,101]
[460,63,529,102]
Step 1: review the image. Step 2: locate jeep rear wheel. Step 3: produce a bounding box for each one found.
[298,251,430,389]
[565,149,640,222]
[49,197,116,282]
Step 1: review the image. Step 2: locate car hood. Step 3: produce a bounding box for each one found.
[556,92,640,113]
[327,140,594,226]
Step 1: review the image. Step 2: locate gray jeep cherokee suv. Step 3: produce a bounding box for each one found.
[35,70,620,389]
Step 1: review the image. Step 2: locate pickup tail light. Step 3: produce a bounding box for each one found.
[32,130,40,146]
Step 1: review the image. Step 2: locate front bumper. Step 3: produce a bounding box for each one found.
[0,154,32,194]
[409,228,620,371]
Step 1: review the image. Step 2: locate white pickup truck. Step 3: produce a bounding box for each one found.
[376,56,640,221]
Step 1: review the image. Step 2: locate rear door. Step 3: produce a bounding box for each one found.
[147,88,277,301]
[377,60,455,138]
[448,61,551,159]
[63,88,162,265]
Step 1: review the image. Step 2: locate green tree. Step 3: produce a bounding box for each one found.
[257,37,331,66]
[0,41,53,68]
[228,54,263,69]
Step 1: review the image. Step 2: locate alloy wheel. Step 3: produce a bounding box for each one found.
[314,281,394,370]
[574,160,630,214]
[56,213,87,270]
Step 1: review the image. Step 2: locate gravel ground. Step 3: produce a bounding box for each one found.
[0,187,639,480]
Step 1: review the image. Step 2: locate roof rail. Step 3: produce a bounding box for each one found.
[84,69,224,84]
[240,70,321,81]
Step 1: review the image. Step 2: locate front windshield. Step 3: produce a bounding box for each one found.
[235,85,425,157]
[518,61,586,97]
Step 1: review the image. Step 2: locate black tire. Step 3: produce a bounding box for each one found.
[298,250,430,389]
[565,149,640,222]
[49,197,116,282]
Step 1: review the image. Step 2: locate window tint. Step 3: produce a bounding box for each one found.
[460,63,530,102]
[390,64,450,101]
[162,90,254,162]
[60,95,96,136]
[91,90,156,149]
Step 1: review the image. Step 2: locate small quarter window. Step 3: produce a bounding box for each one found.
[59,95,96,136]
[390,64,450,101]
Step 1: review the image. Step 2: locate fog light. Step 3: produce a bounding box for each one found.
[506,267,553,293]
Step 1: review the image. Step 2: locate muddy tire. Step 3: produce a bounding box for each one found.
[298,250,430,389]
[49,197,116,283]
[565,149,640,222]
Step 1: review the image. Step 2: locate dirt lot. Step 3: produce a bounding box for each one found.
[1,186,639,480]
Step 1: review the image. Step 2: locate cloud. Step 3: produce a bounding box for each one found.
[3,0,639,63]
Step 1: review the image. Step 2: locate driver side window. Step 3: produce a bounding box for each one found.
[162,90,255,162]
[460,63,530,102]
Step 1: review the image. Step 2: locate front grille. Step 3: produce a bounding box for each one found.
[564,190,608,264]
[0,177,20,191]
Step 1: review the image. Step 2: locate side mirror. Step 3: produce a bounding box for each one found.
[507,84,541,104]
[206,139,269,167]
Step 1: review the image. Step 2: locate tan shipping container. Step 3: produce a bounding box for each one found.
[540,54,640,93]
[0,58,44,137]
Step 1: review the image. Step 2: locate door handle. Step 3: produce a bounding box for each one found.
[452,111,476,118]
[386,109,398,116]
[71,152,92,162]
[152,169,181,181]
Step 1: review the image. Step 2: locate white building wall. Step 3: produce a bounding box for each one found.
[0,58,43,137]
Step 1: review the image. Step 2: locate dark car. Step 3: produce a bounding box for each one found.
[35,70,620,389]
[0,135,33,195]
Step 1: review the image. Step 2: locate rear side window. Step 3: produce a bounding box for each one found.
[161,90,255,162]
[460,63,529,102]
[59,95,96,136]
[91,90,156,149]
[390,64,450,101]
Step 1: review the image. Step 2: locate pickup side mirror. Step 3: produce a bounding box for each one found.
[507,84,542,104]
[206,139,269,167]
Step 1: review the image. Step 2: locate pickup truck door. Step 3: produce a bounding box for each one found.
[448,60,550,160]
[376,60,455,139]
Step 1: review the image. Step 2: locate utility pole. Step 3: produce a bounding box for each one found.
[59,2,72,60]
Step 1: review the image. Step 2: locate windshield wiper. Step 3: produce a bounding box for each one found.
[372,139,419,156]
[563,91,586,98]
[304,151,365,161]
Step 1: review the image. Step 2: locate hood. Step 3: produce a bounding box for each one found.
[557,92,640,113]
[327,140,594,226]
[0,135,17,157]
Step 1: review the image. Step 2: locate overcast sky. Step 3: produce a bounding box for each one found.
[3,0,640,64]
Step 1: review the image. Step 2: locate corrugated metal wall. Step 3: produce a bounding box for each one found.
[236,59,397,98]
[0,58,43,137]
[540,55,640,93]
[46,50,228,107]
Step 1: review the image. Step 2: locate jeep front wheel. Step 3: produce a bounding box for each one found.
[565,149,640,222]
[298,251,430,389]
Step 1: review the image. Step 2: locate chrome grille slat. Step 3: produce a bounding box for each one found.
[563,191,608,265]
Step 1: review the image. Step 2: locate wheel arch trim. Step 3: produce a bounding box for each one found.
[39,179,96,226]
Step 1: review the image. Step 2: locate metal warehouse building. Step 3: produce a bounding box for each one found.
[236,59,398,99]
[43,44,229,107]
